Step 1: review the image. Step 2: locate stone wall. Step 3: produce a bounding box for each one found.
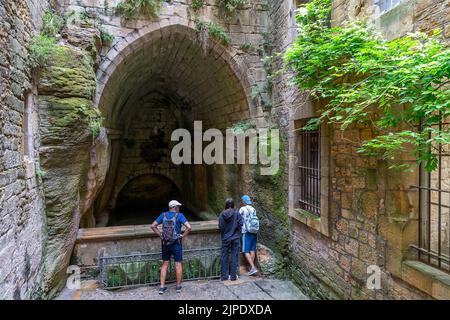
[274,0,449,299]
[30,0,272,297]
[0,0,49,299]
[332,0,450,40]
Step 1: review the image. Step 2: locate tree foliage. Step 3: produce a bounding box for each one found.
[284,0,450,171]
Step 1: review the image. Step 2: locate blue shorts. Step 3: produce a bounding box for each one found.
[161,240,183,262]
[242,233,257,253]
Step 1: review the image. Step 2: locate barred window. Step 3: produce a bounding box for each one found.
[412,119,450,272]
[297,123,321,216]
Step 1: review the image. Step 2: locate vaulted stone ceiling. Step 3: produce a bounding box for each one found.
[98,25,249,131]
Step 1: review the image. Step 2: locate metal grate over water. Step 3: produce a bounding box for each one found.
[98,247,232,289]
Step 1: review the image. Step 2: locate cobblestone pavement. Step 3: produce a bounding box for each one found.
[56,275,309,300]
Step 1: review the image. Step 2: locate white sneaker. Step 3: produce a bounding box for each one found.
[247,267,258,276]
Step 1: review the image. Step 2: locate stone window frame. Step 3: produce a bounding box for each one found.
[370,0,416,40]
[375,0,403,14]
[22,86,38,178]
[288,0,308,45]
[289,102,330,237]
[23,91,35,160]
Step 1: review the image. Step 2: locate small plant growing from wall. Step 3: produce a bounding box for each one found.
[35,161,46,180]
[30,35,58,68]
[30,10,66,68]
[195,19,231,47]
[41,9,65,38]
[116,0,163,19]
[79,104,103,141]
[239,42,254,52]
[217,0,249,18]
[229,120,256,134]
[100,28,115,46]
[190,0,206,11]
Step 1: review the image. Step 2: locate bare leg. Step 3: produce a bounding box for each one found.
[175,262,183,286]
[245,252,255,269]
[160,261,169,287]
[250,251,256,265]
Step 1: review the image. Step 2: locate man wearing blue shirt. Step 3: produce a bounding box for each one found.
[151,200,192,294]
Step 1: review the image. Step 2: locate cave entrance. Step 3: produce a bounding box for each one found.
[109,174,196,226]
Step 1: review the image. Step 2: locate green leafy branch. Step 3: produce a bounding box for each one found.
[284,0,450,172]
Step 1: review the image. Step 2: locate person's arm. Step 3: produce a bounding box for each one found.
[181,221,192,239]
[219,213,224,231]
[151,220,162,239]
[239,208,246,229]
[237,210,243,228]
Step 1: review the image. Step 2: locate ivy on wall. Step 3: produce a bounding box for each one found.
[285,0,450,172]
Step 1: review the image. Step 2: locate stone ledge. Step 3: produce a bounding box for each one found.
[401,260,450,300]
[76,220,219,243]
[289,209,329,237]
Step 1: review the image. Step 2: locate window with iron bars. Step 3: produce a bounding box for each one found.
[411,119,450,273]
[297,122,321,216]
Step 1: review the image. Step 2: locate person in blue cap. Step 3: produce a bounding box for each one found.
[239,195,259,276]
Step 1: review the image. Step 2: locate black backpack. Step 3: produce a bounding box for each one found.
[161,212,179,245]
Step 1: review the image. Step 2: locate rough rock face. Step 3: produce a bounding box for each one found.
[256,243,281,276]
[37,25,108,297]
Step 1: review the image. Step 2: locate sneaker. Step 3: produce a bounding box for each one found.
[158,287,167,295]
[247,267,258,276]
[176,285,182,293]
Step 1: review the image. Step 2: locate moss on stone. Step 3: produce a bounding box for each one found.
[39,45,96,99]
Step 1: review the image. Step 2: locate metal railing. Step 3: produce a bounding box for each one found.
[98,247,231,289]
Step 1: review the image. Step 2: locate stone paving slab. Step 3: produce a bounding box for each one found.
[254,279,309,300]
[56,276,309,300]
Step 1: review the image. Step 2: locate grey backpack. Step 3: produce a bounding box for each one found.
[162,212,179,245]
[245,206,260,234]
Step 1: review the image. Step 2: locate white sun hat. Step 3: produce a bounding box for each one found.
[168,200,182,208]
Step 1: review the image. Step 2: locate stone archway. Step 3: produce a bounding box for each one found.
[91,23,256,227]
